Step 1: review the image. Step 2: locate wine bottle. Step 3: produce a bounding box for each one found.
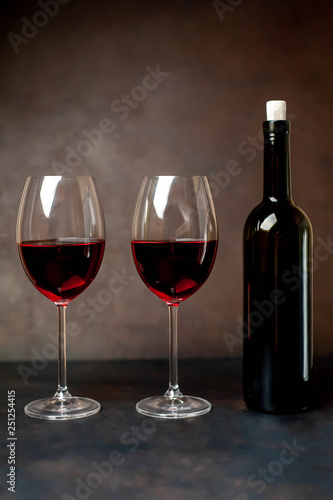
[243,100,313,413]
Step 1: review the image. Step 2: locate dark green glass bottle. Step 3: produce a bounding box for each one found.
[243,101,313,413]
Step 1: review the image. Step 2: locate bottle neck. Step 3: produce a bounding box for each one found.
[263,120,292,203]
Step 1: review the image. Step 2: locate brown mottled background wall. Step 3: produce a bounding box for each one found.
[1,0,333,361]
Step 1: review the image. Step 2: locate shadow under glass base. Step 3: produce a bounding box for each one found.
[24,395,101,421]
[136,395,212,419]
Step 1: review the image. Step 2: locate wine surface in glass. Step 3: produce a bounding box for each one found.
[18,239,105,302]
[131,240,217,302]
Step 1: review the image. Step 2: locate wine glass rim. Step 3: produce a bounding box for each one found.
[26,175,96,180]
[142,175,208,179]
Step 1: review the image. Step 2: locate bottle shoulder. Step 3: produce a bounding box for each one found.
[244,200,312,237]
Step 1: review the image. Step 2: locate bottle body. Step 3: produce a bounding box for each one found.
[243,201,313,413]
[243,118,313,413]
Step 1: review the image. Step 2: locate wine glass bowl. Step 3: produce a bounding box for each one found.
[131,176,218,418]
[16,176,105,420]
[18,239,105,304]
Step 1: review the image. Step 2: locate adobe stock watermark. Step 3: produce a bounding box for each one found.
[213,0,244,22]
[0,402,12,490]
[7,0,71,54]
[17,320,81,386]
[61,418,158,500]
[51,64,170,175]
[223,233,333,353]
[0,233,9,243]
[207,113,297,200]
[76,267,135,323]
[17,267,134,385]
[235,438,306,499]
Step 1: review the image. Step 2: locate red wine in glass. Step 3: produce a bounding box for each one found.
[131,175,218,419]
[16,176,105,420]
[18,239,105,302]
[131,240,217,303]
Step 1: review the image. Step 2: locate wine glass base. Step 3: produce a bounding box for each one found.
[24,396,101,421]
[136,395,212,419]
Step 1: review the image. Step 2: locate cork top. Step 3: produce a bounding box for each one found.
[266,100,287,121]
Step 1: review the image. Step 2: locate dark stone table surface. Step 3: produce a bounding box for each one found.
[1,358,333,500]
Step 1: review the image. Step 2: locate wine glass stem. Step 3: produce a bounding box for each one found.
[55,304,70,399]
[165,304,182,399]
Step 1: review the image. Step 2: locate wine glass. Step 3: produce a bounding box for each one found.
[131,176,218,418]
[16,176,105,420]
